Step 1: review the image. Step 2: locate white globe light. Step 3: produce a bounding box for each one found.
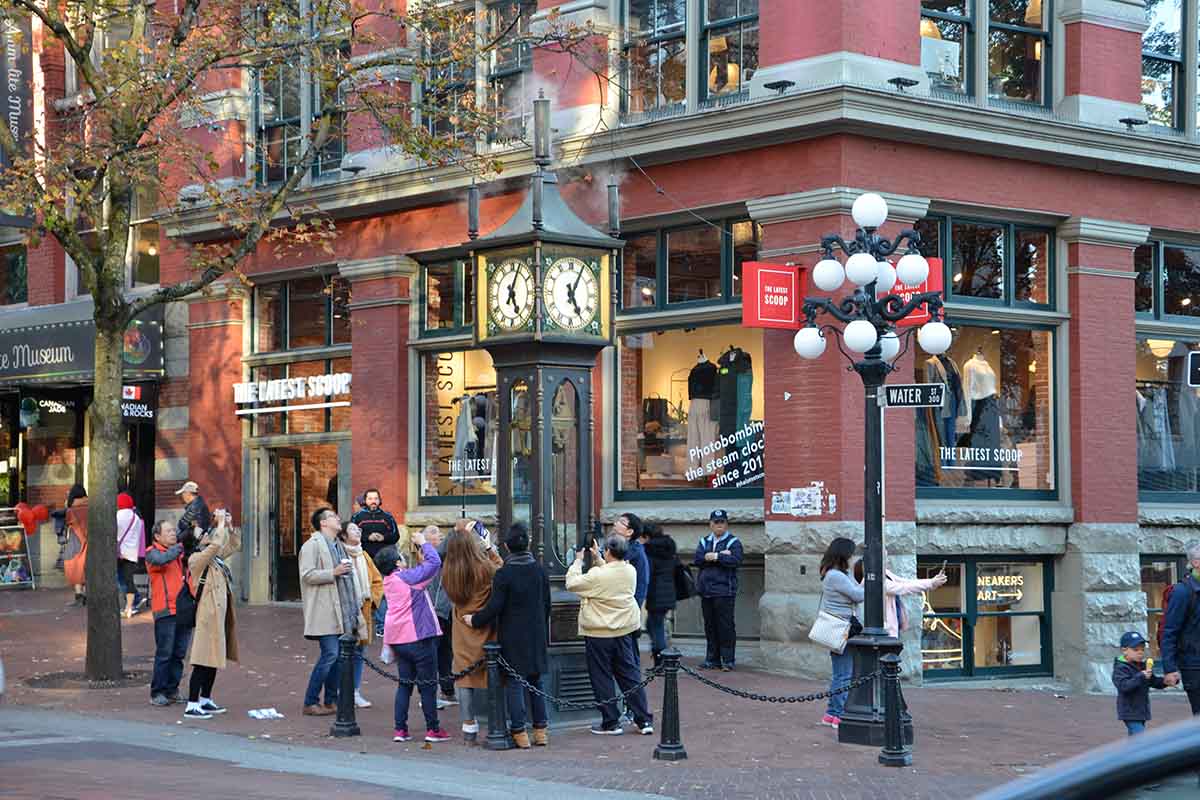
[879,330,901,362]
[812,258,845,293]
[843,319,879,353]
[875,261,897,295]
[793,326,826,360]
[896,252,930,287]
[845,252,878,286]
[852,193,888,229]
[917,321,953,355]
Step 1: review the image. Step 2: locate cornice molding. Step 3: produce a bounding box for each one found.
[1058,0,1149,33]
[747,187,930,225]
[1066,266,1138,279]
[339,255,419,282]
[1058,217,1151,247]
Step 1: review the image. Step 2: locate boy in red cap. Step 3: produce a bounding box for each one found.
[117,492,147,618]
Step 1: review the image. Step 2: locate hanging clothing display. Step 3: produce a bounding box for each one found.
[452,397,476,470]
[962,353,1001,482]
[687,358,720,473]
[1168,359,1200,470]
[1136,386,1175,471]
[451,392,497,485]
[717,347,753,438]
[925,354,967,449]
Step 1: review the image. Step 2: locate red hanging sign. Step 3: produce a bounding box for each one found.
[742,262,806,330]
[895,258,944,328]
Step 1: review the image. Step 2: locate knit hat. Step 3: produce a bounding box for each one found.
[117,492,135,510]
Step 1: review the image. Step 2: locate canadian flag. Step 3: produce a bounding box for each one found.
[122,386,141,400]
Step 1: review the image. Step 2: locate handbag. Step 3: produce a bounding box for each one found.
[175,566,210,629]
[673,560,695,601]
[808,584,852,654]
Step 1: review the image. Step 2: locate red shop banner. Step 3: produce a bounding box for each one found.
[742,262,806,330]
[895,257,944,328]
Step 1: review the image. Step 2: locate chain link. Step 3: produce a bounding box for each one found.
[679,665,880,704]
[496,654,661,711]
[360,651,484,686]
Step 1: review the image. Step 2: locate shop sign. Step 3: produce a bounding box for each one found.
[1190,351,1200,388]
[0,315,163,384]
[685,420,765,489]
[881,383,945,408]
[895,258,944,329]
[121,384,157,424]
[742,262,805,330]
[449,456,491,482]
[977,572,1024,606]
[233,371,351,415]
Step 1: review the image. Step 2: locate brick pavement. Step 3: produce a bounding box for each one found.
[2,587,1197,799]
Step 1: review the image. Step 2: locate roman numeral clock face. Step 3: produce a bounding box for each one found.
[543,256,599,333]
[487,258,535,332]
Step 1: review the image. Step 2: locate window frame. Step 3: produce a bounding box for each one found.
[700,0,759,105]
[246,356,351,438]
[612,316,765,502]
[914,316,1060,502]
[419,259,473,338]
[985,0,1053,109]
[920,1,975,97]
[250,273,348,354]
[0,241,28,306]
[484,0,535,143]
[621,0,689,117]
[1134,334,1200,502]
[918,555,1055,681]
[618,217,758,314]
[1136,240,1200,323]
[921,214,1056,310]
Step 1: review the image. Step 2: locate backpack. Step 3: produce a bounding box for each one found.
[673,560,696,601]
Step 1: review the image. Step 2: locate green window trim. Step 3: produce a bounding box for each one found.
[1135,241,1200,324]
[419,260,473,338]
[919,214,1056,310]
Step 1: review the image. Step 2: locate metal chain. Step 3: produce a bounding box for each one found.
[496,654,661,711]
[679,665,880,703]
[360,652,484,686]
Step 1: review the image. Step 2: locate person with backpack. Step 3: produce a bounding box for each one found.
[146,519,189,706]
[116,492,147,618]
[640,523,678,669]
[1160,541,1200,708]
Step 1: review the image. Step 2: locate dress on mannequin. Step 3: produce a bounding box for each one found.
[687,353,719,474]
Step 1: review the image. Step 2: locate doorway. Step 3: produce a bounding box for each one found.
[267,442,345,601]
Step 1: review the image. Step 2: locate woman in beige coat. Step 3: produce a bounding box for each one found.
[183,510,240,721]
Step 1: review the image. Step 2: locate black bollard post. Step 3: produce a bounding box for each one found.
[484,641,511,750]
[331,634,360,738]
[653,648,687,761]
[878,652,911,767]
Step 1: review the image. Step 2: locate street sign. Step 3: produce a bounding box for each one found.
[1190,350,1200,388]
[881,383,945,408]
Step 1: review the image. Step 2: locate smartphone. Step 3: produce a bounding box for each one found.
[939,560,948,574]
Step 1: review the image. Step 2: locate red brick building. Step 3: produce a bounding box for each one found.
[3,0,1199,689]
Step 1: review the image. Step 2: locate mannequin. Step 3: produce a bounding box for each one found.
[687,350,720,474]
[962,350,1001,482]
[717,345,753,438]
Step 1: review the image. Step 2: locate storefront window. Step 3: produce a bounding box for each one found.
[617,322,763,496]
[623,232,658,309]
[731,220,759,297]
[987,0,1047,105]
[1163,245,1200,318]
[422,261,473,334]
[421,349,498,501]
[666,226,722,304]
[252,275,351,353]
[511,378,532,525]
[920,1,970,94]
[1136,337,1200,497]
[919,558,1052,678]
[930,217,1052,306]
[1142,556,1183,658]
[915,324,1055,496]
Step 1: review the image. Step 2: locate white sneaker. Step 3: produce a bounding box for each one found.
[436,697,453,709]
[354,691,372,709]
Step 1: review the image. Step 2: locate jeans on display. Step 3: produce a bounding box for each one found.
[827,650,854,717]
[392,638,439,732]
[150,614,192,697]
[304,634,341,707]
[505,674,549,731]
[646,609,669,655]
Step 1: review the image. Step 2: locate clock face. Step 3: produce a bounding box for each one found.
[487,258,535,332]
[543,256,599,333]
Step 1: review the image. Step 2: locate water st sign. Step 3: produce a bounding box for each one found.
[881,383,945,408]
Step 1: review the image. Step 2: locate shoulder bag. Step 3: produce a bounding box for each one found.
[808,583,851,654]
[673,560,696,601]
[175,565,210,629]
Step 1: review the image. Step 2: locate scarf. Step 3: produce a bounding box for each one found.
[322,534,360,637]
[505,551,535,566]
[342,541,371,607]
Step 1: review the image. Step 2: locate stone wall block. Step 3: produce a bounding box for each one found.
[764,554,823,595]
[1066,523,1140,554]
[915,524,1068,554]
[759,591,820,644]
[1083,590,1146,623]
[1080,553,1141,592]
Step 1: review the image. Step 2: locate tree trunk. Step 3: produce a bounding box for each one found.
[84,321,125,681]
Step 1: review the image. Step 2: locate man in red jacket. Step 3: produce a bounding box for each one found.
[145,520,191,707]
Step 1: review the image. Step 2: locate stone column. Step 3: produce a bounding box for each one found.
[341,255,416,521]
[746,187,929,678]
[1055,217,1149,692]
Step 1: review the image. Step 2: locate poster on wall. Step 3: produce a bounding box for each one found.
[0,510,33,589]
[685,419,765,490]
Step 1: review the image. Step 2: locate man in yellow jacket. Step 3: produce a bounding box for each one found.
[566,534,654,736]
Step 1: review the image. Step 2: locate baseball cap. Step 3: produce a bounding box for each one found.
[1119,631,1148,649]
[710,509,728,522]
[174,480,199,496]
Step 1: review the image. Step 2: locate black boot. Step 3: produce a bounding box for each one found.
[652,651,662,669]
[67,593,83,607]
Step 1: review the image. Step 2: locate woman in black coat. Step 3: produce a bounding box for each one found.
[464,523,551,748]
[642,523,678,668]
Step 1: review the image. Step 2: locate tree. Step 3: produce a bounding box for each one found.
[0,0,594,681]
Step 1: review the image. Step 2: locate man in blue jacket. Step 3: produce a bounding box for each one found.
[693,509,743,671]
[1161,540,1200,712]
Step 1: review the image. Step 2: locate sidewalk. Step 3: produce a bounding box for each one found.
[2,587,1196,799]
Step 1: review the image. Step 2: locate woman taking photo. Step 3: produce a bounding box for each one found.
[441,519,503,744]
[641,523,678,668]
[183,508,241,721]
[818,537,862,730]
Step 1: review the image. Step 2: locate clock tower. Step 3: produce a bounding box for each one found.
[414,93,623,728]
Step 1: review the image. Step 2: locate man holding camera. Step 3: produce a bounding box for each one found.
[299,507,354,716]
[566,534,654,736]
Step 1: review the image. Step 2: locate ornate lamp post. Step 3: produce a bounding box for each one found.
[794,193,951,765]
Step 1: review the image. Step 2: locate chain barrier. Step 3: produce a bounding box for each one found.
[679,665,880,703]
[360,651,484,687]
[497,654,662,711]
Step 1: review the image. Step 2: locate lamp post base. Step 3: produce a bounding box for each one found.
[836,634,913,748]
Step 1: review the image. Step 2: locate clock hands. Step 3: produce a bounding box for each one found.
[566,268,585,316]
[506,278,518,311]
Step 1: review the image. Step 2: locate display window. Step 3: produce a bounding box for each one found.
[1141,555,1185,659]
[421,349,498,502]
[1135,337,1200,498]
[918,557,1053,679]
[915,323,1055,497]
[920,1,970,95]
[616,322,763,497]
